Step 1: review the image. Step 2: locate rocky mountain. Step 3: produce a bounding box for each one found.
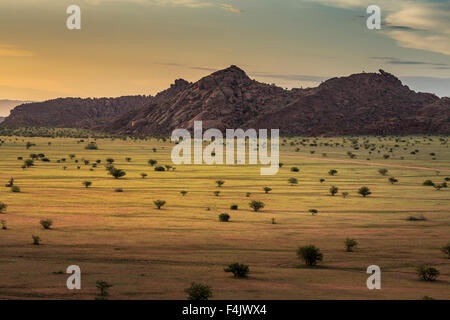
[2,96,153,128]
[2,66,449,135]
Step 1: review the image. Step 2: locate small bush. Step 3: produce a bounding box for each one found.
[440,243,450,258]
[219,213,230,222]
[290,167,300,172]
[154,166,165,172]
[230,204,238,210]
[82,181,92,188]
[1,220,7,230]
[329,186,338,196]
[108,167,126,179]
[406,215,427,221]
[140,173,148,179]
[344,238,358,252]
[185,282,212,301]
[309,209,318,216]
[40,219,53,230]
[114,188,123,193]
[263,187,272,194]
[154,200,166,209]
[342,192,349,198]
[96,280,113,299]
[11,186,21,193]
[416,266,439,281]
[85,142,98,150]
[378,168,388,176]
[0,202,7,213]
[249,200,265,212]
[180,190,188,196]
[216,180,225,187]
[148,159,157,166]
[32,235,41,245]
[213,191,220,197]
[358,186,371,197]
[288,177,298,186]
[388,177,398,184]
[328,169,338,176]
[423,180,434,186]
[296,245,323,266]
[245,192,251,197]
[224,263,249,278]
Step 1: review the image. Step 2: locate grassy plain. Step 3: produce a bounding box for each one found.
[0,135,449,299]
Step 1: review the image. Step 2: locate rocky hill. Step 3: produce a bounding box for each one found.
[2,66,449,135]
[2,96,153,129]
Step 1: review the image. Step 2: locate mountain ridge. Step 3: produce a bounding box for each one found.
[2,66,449,135]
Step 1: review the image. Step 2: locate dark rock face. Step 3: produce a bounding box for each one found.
[2,96,153,129]
[2,66,449,135]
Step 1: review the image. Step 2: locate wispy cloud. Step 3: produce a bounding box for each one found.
[220,3,243,14]
[305,0,450,56]
[370,56,450,69]
[0,44,34,57]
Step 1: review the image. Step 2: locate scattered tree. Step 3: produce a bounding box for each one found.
[219,213,230,222]
[309,209,318,216]
[40,219,53,230]
[328,169,338,176]
[344,238,358,252]
[416,266,439,281]
[96,280,113,299]
[148,159,157,166]
[32,235,41,245]
[224,263,249,278]
[180,190,188,196]
[249,200,265,212]
[296,245,323,266]
[263,187,272,194]
[0,202,7,214]
[83,181,92,188]
[140,173,148,179]
[216,180,225,188]
[440,243,450,258]
[329,186,339,196]
[154,200,166,209]
[288,177,298,186]
[358,186,372,197]
[388,177,398,185]
[185,282,212,301]
[378,168,388,176]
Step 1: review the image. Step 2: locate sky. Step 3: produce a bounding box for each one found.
[0,0,449,115]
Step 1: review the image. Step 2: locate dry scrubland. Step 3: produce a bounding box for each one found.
[0,135,449,300]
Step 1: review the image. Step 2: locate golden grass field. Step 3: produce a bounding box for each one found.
[0,135,449,300]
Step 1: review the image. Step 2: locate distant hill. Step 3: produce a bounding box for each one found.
[0,99,32,117]
[2,66,449,135]
[0,116,4,124]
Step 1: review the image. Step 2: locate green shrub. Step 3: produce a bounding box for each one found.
[406,215,427,221]
[230,204,238,210]
[296,245,323,266]
[85,142,98,150]
[1,220,7,230]
[263,187,272,194]
[290,167,299,172]
[40,219,53,230]
[148,159,157,166]
[344,238,358,252]
[154,166,165,171]
[82,181,92,188]
[288,177,298,186]
[249,200,265,212]
[309,209,318,216]
[224,263,249,278]
[180,191,188,196]
[440,243,450,258]
[358,186,371,197]
[154,200,166,209]
[378,168,388,176]
[388,177,398,184]
[185,282,212,301]
[32,235,41,245]
[328,169,338,176]
[416,266,439,281]
[423,180,434,186]
[11,186,21,193]
[96,280,113,299]
[219,213,230,222]
[329,186,338,196]
[0,202,7,213]
[140,173,148,179]
[216,180,225,187]
[108,167,126,179]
